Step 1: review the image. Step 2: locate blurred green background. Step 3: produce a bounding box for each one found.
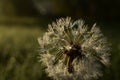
[0,0,120,80]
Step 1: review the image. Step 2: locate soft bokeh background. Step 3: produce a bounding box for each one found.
[0,0,120,80]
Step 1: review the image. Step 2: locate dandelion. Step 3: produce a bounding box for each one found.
[38,17,110,80]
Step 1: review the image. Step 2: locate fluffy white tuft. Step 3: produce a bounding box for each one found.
[38,17,110,80]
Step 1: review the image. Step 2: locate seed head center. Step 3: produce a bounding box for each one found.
[65,45,82,59]
[64,44,83,73]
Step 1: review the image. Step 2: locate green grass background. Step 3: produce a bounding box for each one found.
[0,21,120,80]
[0,25,49,80]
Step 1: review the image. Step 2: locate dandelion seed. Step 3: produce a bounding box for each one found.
[38,17,110,80]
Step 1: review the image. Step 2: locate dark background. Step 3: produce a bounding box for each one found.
[0,0,120,80]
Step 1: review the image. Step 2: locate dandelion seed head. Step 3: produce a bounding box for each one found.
[38,17,110,80]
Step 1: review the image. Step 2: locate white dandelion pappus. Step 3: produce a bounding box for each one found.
[38,17,110,80]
